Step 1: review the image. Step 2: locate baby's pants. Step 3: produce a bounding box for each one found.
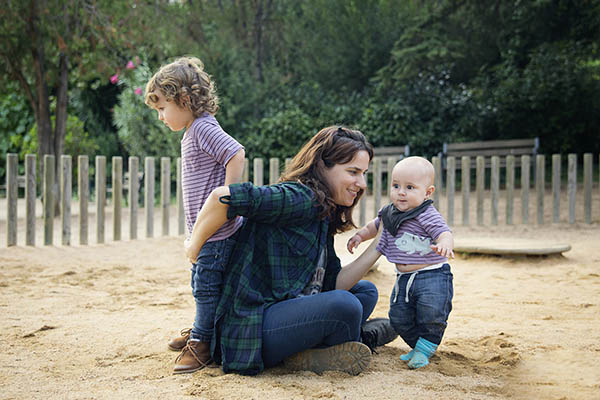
[388,264,453,348]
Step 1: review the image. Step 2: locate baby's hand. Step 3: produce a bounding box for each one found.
[431,243,454,259]
[347,234,362,254]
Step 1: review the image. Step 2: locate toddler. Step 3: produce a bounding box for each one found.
[347,156,454,369]
[145,57,245,374]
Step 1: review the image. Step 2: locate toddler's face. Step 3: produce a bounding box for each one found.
[151,91,194,132]
[389,167,432,212]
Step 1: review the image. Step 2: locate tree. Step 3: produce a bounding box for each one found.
[0,0,170,209]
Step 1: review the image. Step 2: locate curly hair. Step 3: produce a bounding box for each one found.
[144,56,219,116]
[280,126,373,234]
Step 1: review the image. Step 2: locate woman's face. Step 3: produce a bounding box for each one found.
[322,150,370,207]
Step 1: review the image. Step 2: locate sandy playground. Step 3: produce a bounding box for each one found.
[0,200,599,399]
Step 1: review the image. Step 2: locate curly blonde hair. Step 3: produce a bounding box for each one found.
[145,56,219,116]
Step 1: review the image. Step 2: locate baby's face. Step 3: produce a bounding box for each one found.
[389,167,432,212]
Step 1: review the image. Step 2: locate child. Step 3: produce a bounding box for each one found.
[347,156,454,369]
[145,57,245,374]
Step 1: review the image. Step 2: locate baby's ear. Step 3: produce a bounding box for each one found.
[426,185,435,198]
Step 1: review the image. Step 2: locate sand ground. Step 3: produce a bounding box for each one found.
[0,195,599,400]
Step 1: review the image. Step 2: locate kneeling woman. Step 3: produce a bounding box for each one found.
[184,126,393,375]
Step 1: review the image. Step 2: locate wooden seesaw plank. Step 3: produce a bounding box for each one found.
[454,238,571,256]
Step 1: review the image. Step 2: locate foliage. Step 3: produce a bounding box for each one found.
[113,62,180,160]
[20,114,98,159]
[2,0,600,168]
[0,88,35,179]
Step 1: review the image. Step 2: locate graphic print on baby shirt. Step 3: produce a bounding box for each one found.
[394,232,432,256]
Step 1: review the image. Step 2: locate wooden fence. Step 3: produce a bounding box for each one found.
[2,153,598,247]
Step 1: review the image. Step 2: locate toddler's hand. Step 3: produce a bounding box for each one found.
[347,234,362,254]
[430,243,454,259]
[184,238,198,264]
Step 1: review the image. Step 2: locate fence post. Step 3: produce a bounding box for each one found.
[269,157,279,184]
[568,154,577,224]
[145,157,155,238]
[491,156,499,225]
[432,156,441,211]
[95,156,106,244]
[6,153,18,246]
[161,157,170,236]
[243,158,249,183]
[25,154,36,246]
[253,158,264,186]
[446,157,455,226]
[44,155,55,245]
[583,153,592,224]
[176,157,185,235]
[373,157,382,217]
[521,155,530,224]
[552,154,561,224]
[359,188,367,227]
[386,156,398,200]
[506,155,515,225]
[476,156,484,226]
[129,156,139,240]
[536,155,545,225]
[112,156,122,241]
[78,155,88,245]
[461,156,470,226]
[61,155,72,246]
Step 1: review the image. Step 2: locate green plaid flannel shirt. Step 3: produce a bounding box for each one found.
[213,182,341,375]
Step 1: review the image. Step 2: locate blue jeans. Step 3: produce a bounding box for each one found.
[262,280,378,368]
[388,264,453,347]
[190,237,236,342]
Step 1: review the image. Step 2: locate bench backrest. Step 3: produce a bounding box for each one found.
[442,138,539,168]
[371,145,410,172]
[373,145,410,159]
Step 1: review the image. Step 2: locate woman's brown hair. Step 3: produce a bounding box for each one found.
[280,126,373,234]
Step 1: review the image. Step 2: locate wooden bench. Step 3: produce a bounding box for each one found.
[372,145,410,170]
[0,175,26,194]
[441,138,539,168]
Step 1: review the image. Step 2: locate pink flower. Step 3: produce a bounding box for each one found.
[126,60,135,69]
[134,87,143,95]
[110,74,119,84]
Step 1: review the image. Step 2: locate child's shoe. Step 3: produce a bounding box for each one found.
[173,339,217,374]
[407,337,438,369]
[283,341,371,375]
[168,328,191,351]
[400,348,415,361]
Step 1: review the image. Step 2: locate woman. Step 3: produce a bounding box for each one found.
[183,126,396,375]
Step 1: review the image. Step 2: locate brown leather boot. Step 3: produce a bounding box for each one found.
[173,340,215,374]
[168,328,191,351]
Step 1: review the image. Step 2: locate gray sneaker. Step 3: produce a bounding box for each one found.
[283,341,371,375]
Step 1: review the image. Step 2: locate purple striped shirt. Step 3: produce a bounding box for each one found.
[181,114,243,241]
[375,204,450,264]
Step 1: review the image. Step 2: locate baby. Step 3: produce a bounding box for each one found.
[347,156,454,369]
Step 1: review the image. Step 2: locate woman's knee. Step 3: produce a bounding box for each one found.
[324,290,363,322]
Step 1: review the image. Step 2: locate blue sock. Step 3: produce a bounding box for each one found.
[400,348,414,362]
[407,337,438,369]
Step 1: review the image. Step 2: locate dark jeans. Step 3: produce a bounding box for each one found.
[261,280,378,368]
[388,264,453,347]
[190,237,236,342]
